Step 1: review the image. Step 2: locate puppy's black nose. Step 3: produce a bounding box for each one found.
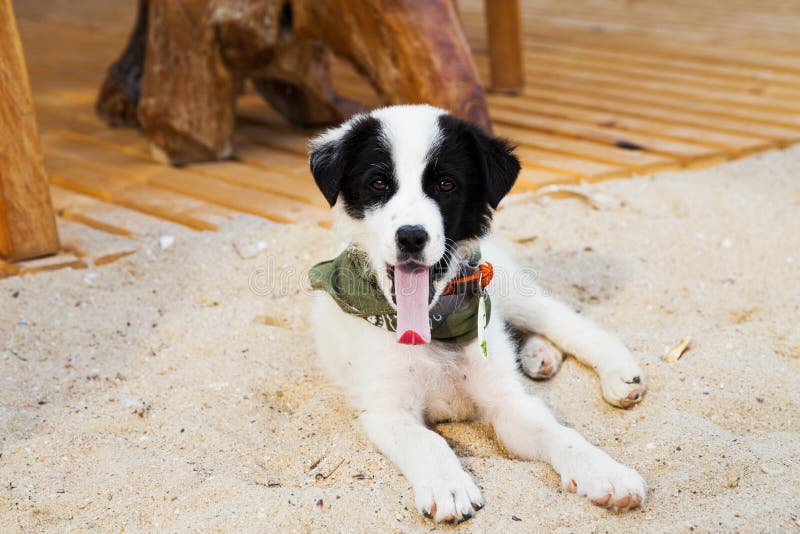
[396,225,428,254]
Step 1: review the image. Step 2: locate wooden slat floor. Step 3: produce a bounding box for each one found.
[4,0,800,276]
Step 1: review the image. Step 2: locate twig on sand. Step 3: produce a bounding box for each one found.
[664,336,692,363]
[315,458,345,480]
[308,455,325,472]
[4,349,27,362]
[514,184,621,211]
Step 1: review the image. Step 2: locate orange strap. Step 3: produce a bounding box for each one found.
[441,261,494,296]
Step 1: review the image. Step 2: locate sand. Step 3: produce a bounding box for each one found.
[2,147,799,532]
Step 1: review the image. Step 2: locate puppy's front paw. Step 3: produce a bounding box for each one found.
[599,362,646,408]
[560,447,646,511]
[414,468,483,523]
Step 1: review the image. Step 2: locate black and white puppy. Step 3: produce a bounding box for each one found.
[308,105,647,523]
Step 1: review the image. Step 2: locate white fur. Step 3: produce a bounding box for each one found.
[310,106,647,523]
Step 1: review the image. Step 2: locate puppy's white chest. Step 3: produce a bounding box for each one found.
[414,343,478,423]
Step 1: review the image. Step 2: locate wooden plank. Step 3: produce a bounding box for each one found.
[521,40,800,91]
[146,167,330,226]
[43,128,325,209]
[513,85,800,145]
[508,54,800,113]
[35,94,321,195]
[185,161,328,209]
[520,49,800,103]
[515,72,800,131]
[0,0,59,260]
[461,10,800,75]
[513,147,630,181]
[55,218,136,267]
[484,0,524,93]
[477,59,800,119]
[45,153,222,231]
[235,144,313,176]
[473,3,800,56]
[523,32,800,75]
[41,132,329,226]
[37,86,310,180]
[236,120,310,156]
[57,208,136,237]
[0,252,86,276]
[35,86,328,220]
[489,94,775,156]
[495,124,681,173]
[489,107,729,166]
[35,89,318,178]
[50,186,180,237]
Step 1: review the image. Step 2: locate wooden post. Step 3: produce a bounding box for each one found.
[484,0,525,94]
[0,0,59,260]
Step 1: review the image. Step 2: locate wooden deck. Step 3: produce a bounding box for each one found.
[3,0,800,276]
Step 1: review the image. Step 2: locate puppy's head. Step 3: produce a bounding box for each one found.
[309,105,519,305]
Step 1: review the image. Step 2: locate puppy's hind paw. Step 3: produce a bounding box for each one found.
[600,364,646,408]
[520,335,564,380]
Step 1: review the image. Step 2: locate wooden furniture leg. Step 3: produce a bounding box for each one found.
[0,0,59,261]
[98,0,493,163]
[296,0,491,131]
[96,0,149,128]
[484,0,525,94]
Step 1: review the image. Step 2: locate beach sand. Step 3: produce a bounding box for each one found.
[2,147,799,532]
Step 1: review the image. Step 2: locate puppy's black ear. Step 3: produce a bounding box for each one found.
[309,137,345,207]
[470,127,521,209]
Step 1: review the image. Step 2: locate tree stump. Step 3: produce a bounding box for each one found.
[97,0,490,165]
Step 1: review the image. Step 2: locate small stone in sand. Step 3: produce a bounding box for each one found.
[234,240,269,259]
[159,236,175,250]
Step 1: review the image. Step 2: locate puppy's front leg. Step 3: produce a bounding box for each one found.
[360,409,483,523]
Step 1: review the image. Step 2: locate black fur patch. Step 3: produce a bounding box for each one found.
[423,115,521,246]
[309,116,396,218]
[505,322,531,358]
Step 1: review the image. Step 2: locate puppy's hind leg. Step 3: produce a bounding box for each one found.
[510,293,645,407]
[484,238,646,408]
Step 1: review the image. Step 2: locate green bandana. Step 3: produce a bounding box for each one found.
[308,246,491,344]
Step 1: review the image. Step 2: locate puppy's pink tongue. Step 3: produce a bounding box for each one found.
[394,264,431,345]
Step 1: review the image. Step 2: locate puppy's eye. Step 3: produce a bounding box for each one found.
[370,177,389,192]
[437,178,456,193]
